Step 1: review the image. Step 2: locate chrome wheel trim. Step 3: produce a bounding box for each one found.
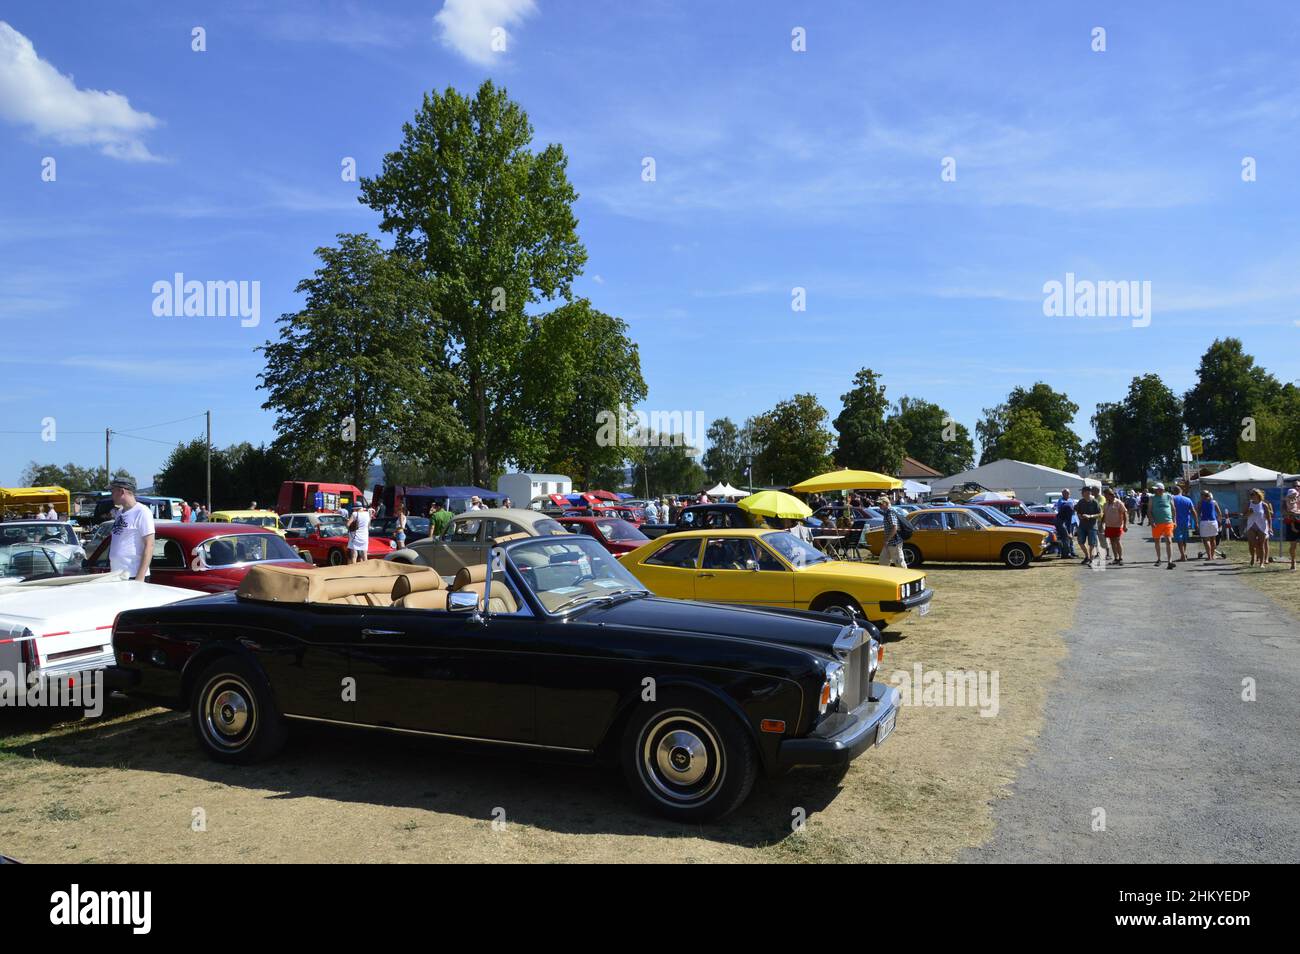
[638,712,725,807]
[328,549,345,566]
[1007,546,1028,567]
[201,675,257,751]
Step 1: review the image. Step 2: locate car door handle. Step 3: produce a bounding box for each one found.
[697,572,714,578]
[361,628,404,638]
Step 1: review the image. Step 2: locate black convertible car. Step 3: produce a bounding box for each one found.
[108,535,899,822]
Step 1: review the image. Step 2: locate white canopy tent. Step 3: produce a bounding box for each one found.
[705,482,747,499]
[967,490,1011,501]
[902,479,931,497]
[1198,462,1284,485]
[930,459,1101,504]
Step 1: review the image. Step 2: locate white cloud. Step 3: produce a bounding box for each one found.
[0,21,160,161]
[434,0,537,66]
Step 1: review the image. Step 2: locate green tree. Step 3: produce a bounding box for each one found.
[888,396,975,474]
[1183,338,1282,458]
[630,437,707,498]
[752,394,834,487]
[360,80,587,485]
[701,418,744,484]
[258,233,463,489]
[1240,383,1300,473]
[831,369,905,473]
[994,408,1066,470]
[1091,374,1184,483]
[978,383,1081,466]
[513,299,646,487]
[19,462,132,491]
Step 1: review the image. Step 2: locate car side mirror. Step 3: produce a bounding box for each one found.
[448,590,479,612]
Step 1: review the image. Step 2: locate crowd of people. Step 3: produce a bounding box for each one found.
[1052,480,1300,571]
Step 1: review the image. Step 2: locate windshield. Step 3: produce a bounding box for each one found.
[0,545,78,580]
[963,509,994,527]
[200,533,300,566]
[315,515,348,533]
[531,518,570,536]
[973,507,1012,526]
[233,516,279,528]
[506,536,648,613]
[593,519,647,542]
[762,530,830,567]
[0,523,78,547]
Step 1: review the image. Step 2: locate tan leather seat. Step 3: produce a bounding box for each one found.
[397,589,450,610]
[320,576,397,606]
[391,570,443,600]
[238,560,433,605]
[452,564,488,589]
[455,581,518,614]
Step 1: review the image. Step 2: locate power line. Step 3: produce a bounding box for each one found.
[115,412,208,434]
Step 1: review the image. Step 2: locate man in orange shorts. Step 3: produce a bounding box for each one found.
[1148,482,1176,569]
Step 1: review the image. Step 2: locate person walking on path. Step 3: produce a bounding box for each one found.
[1148,482,1176,568]
[1138,490,1150,526]
[1198,490,1224,561]
[1102,488,1128,565]
[108,476,155,582]
[1171,483,1197,562]
[1245,488,1273,567]
[1282,488,1300,571]
[1055,489,1077,559]
[1075,487,1102,566]
[393,503,408,549]
[877,500,908,568]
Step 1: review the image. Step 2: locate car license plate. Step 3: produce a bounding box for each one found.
[876,709,896,746]
[918,600,930,616]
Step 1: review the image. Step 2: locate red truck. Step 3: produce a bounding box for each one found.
[275,481,364,515]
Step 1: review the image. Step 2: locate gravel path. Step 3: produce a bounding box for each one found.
[965,553,1300,863]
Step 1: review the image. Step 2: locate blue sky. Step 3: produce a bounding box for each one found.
[2,0,1299,485]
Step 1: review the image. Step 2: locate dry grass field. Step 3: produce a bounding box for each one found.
[0,560,1080,863]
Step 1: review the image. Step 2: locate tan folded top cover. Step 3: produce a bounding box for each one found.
[238,560,433,604]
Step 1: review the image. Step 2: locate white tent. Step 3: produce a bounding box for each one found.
[967,490,1010,501]
[902,479,931,496]
[720,483,746,498]
[705,482,728,498]
[930,459,1100,504]
[1198,462,1283,485]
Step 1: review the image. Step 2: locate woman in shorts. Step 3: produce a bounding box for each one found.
[1245,489,1272,567]
[1198,490,1222,561]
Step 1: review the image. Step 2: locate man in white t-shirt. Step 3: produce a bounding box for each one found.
[347,503,371,563]
[108,476,155,581]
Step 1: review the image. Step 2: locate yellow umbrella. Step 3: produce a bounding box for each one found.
[737,490,812,519]
[790,468,902,493]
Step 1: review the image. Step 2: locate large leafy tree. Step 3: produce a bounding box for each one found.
[1091,374,1184,483]
[993,408,1066,470]
[512,299,646,487]
[1239,383,1300,473]
[258,233,463,489]
[888,396,975,474]
[752,394,834,487]
[360,81,587,485]
[1183,338,1282,458]
[702,418,744,484]
[978,383,1081,466]
[832,368,905,472]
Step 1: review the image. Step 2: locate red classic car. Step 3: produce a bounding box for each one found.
[972,498,1058,527]
[556,515,650,555]
[279,512,395,565]
[87,522,310,592]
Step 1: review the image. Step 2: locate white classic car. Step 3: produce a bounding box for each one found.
[0,572,197,682]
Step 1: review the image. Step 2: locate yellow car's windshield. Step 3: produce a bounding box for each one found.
[762,531,830,567]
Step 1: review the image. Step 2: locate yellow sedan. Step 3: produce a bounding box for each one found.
[863,507,1048,568]
[620,528,932,630]
[209,510,287,538]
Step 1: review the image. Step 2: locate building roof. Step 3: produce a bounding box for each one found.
[898,457,943,478]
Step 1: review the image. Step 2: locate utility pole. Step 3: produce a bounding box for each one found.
[105,428,111,486]
[206,410,212,511]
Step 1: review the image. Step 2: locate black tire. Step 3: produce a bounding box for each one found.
[190,655,287,764]
[813,594,863,619]
[328,548,345,566]
[1002,543,1033,569]
[621,693,758,823]
[901,543,922,567]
